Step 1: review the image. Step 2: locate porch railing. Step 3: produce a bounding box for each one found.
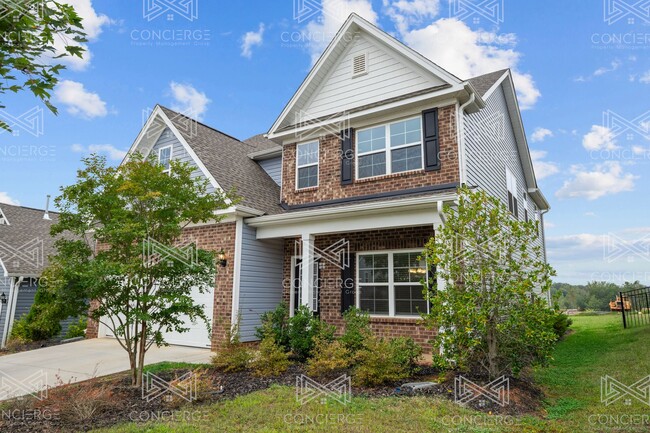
[620,287,650,329]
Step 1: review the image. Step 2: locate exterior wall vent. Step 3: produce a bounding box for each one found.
[352,53,368,77]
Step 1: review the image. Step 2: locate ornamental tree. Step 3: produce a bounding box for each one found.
[50,154,235,386]
[423,186,557,379]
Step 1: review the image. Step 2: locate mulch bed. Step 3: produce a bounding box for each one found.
[0,364,544,433]
[0,339,66,357]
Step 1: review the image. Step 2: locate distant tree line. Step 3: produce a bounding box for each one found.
[552,281,647,311]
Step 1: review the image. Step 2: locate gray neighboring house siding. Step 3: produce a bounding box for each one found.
[258,157,282,186]
[238,222,284,342]
[150,128,216,194]
[464,84,546,253]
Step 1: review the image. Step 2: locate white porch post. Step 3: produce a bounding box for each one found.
[300,233,315,311]
[1,277,17,349]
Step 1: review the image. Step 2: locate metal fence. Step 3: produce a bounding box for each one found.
[620,287,650,329]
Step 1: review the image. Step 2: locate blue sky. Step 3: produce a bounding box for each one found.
[1,0,649,285]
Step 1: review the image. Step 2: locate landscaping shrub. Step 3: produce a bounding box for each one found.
[306,337,351,377]
[65,316,87,339]
[353,336,422,386]
[340,307,371,353]
[43,375,117,423]
[548,310,573,340]
[252,334,291,377]
[212,319,252,373]
[287,305,334,360]
[256,303,290,350]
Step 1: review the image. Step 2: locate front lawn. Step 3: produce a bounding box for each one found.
[90,313,650,433]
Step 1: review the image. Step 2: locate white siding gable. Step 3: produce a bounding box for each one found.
[300,32,447,122]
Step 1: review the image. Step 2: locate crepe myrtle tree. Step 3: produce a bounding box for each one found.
[423,186,557,379]
[0,1,86,131]
[50,153,236,386]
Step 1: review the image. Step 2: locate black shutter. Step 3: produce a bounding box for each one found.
[422,108,441,171]
[341,128,354,185]
[341,252,356,315]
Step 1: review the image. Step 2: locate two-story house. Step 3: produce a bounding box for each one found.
[87,14,549,350]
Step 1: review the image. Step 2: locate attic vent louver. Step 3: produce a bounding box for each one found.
[352,53,367,77]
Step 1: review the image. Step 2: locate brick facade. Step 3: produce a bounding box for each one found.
[281,104,460,206]
[283,226,437,351]
[85,222,237,351]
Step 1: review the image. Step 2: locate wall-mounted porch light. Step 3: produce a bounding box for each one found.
[217,251,228,268]
[0,292,7,304]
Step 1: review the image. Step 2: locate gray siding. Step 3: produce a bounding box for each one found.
[238,222,284,342]
[150,128,216,194]
[464,84,545,253]
[258,157,282,186]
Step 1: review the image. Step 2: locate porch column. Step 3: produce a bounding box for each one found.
[301,233,315,311]
[432,219,446,292]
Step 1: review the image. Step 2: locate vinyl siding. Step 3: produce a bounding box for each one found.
[238,223,284,342]
[464,84,545,253]
[258,157,282,186]
[150,128,216,194]
[300,33,445,121]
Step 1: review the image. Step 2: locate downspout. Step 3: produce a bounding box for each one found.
[457,91,476,186]
[1,277,20,348]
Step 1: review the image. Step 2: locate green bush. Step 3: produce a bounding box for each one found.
[353,336,422,386]
[306,337,351,377]
[212,319,252,372]
[64,317,87,339]
[287,306,334,360]
[548,311,573,340]
[256,303,290,350]
[11,311,61,342]
[252,334,291,377]
[340,307,371,353]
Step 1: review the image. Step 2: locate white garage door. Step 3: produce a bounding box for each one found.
[101,286,213,349]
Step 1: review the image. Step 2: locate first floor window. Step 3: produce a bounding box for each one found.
[159,146,172,173]
[296,141,319,189]
[358,251,428,317]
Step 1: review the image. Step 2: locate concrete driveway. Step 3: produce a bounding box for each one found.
[0,338,212,400]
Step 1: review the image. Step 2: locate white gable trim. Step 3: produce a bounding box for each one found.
[123,106,231,205]
[0,206,8,226]
[268,13,465,138]
[0,258,8,277]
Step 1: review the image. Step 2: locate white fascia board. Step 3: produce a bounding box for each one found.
[528,188,550,211]
[247,193,457,239]
[248,147,282,160]
[480,70,510,101]
[0,259,7,277]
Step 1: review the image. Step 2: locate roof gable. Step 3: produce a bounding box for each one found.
[269,13,466,139]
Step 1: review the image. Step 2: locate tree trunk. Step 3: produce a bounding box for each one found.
[487,322,498,380]
[136,321,147,387]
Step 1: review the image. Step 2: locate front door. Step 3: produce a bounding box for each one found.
[293,258,321,316]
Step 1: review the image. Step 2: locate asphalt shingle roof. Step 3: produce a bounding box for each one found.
[0,204,59,276]
[467,69,508,98]
[159,107,283,215]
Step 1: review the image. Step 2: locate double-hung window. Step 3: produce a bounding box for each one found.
[158,146,172,174]
[358,250,429,317]
[357,117,423,179]
[296,141,319,189]
[506,168,518,218]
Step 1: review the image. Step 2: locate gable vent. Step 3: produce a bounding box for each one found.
[352,53,367,77]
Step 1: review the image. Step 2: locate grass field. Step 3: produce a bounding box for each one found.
[95,313,650,433]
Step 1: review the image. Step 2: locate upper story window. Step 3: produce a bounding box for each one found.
[158,146,172,174]
[356,117,423,180]
[506,168,518,218]
[296,141,319,189]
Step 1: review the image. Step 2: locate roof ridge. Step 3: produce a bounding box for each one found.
[0,202,59,215]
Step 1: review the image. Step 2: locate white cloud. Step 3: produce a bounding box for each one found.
[582,125,618,151]
[531,127,553,143]
[383,0,440,35]
[585,212,596,217]
[71,143,126,161]
[593,59,621,77]
[54,80,108,119]
[241,23,265,59]
[640,71,650,84]
[169,82,211,120]
[556,162,637,200]
[398,18,541,109]
[304,0,378,64]
[530,150,559,180]
[52,0,112,71]
[0,192,20,206]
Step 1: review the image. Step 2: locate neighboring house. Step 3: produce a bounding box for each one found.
[0,202,75,348]
[87,14,549,350]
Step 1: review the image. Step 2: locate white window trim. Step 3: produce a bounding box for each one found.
[506,167,518,217]
[355,249,430,319]
[355,116,424,180]
[158,145,173,174]
[295,140,319,190]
